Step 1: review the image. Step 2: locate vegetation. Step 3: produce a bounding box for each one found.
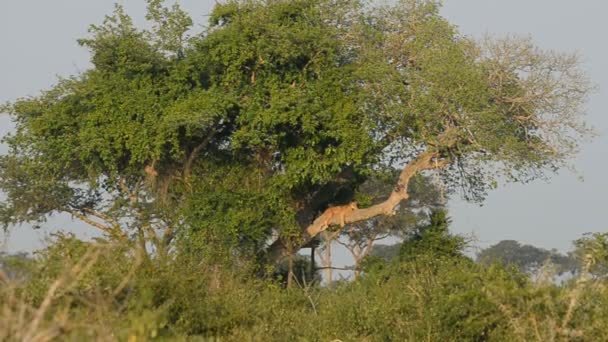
[0,0,591,265]
[477,240,577,275]
[3,230,608,340]
[0,0,601,340]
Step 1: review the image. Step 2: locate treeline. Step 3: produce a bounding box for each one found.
[375,236,587,277]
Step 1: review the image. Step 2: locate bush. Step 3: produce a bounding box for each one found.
[3,233,608,341]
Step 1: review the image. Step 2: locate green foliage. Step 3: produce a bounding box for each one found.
[0,251,34,281]
[324,258,518,341]
[5,233,608,341]
[0,0,600,340]
[0,0,592,263]
[399,209,467,262]
[573,232,608,277]
[22,233,132,305]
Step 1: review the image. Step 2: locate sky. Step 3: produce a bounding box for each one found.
[0,0,606,257]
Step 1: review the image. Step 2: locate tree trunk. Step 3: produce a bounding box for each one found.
[209,264,221,290]
[287,252,294,289]
[316,231,339,285]
[137,226,149,261]
[352,248,363,280]
[309,245,316,283]
[325,241,332,284]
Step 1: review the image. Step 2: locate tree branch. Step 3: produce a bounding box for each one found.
[81,208,121,230]
[63,208,126,240]
[183,129,218,179]
[117,178,159,253]
[267,149,450,262]
[315,266,354,271]
[161,224,175,249]
[118,178,139,206]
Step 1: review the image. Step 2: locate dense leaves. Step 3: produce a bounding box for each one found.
[3,230,608,340]
[0,0,591,264]
[0,1,599,339]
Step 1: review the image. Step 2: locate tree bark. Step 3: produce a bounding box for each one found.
[309,244,316,282]
[324,242,332,284]
[316,230,340,285]
[267,150,448,263]
[64,208,126,240]
[287,251,294,289]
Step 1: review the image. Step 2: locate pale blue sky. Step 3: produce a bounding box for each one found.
[0,1,606,256]
[442,0,608,253]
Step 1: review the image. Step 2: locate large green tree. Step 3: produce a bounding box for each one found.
[0,0,591,264]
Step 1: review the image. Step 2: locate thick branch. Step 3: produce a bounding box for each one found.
[267,150,449,262]
[118,178,139,206]
[295,166,359,227]
[63,208,126,240]
[183,130,218,179]
[161,224,176,248]
[118,178,159,252]
[310,150,446,230]
[315,266,354,271]
[81,208,121,230]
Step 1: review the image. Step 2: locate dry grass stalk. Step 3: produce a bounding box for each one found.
[1,246,102,341]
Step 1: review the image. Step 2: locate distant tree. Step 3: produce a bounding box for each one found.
[477,240,576,275]
[399,209,467,262]
[0,251,33,282]
[369,244,401,262]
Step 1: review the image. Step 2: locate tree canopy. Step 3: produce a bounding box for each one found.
[477,240,576,275]
[0,0,592,264]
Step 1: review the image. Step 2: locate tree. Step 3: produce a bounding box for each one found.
[362,209,467,275]
[1,0,592,266]
[477,240,576,275]
[398,209,467,262]
[369,243,401,262]
[0,251,33,282]
[572,233,608,278]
